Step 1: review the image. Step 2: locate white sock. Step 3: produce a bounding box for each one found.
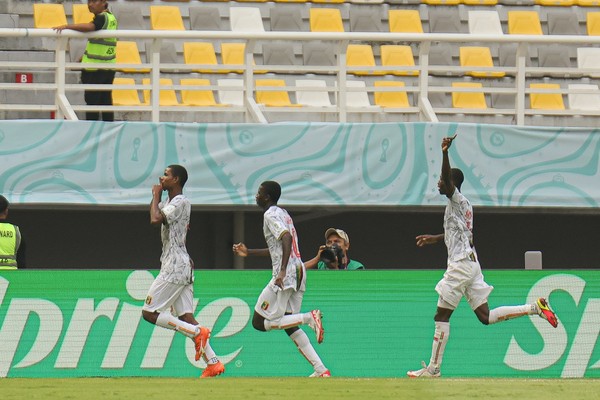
[489,304,537,324]
[155,312,199,339]
[290,329,327,374]
[429,321,449,371]
[264,313,310,331]
[202,342,219,365]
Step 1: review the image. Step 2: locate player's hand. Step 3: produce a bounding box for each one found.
[442,133,457,152]
[232,242,248,257]
[274,272,286,289]
[152,184,163,198]
[416,234,436,247]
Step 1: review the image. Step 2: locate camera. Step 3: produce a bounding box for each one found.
[319,244,344,269]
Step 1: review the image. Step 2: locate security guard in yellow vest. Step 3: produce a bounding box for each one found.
[0,195,25,270]
[54,0,117,121]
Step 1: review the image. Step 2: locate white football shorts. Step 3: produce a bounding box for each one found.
[254,282,305,320]
[435,255,494,310]
[142,275,194,316]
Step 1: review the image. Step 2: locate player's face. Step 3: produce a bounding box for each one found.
[255,185,269,208]
[326,234,348,251]
[159,168,177,190]
[438,179,449,195]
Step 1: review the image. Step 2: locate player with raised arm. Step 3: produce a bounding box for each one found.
[407,135,558,378]
[233,181,330,377]
[141,164,224,378]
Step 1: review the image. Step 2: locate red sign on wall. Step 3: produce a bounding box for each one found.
[16,73,33,83]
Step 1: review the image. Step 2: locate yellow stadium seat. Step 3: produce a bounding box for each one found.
[112,78,142,106]
[459,47,505,78]
[578,0,600,6]
[423,0,460,5]
[72,4,94,25]
[529,83,565,110]
[116,41,150,73]
[150,6,185,30]
[220,43,265,74]
[452,82,487,109]
[508,11,543,35]
[33,4,67,28]
[587,12,600,35]
[346,44,385,76]
[183,42,219,74]
[142,78,180,106]
[255,79,301,107]
[374,81,410,108]
[180,79,228,107]
[273,0,308,3]
[388,10,423,33]
[309,8,344,32]
[312,0,346,3]
[535,0,574,4]
[380,45,419,76]
[462,0,497,4]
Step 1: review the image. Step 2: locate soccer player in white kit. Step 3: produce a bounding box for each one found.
[407,136,558,378]
[232,181,331,377]
[142,164,225,378]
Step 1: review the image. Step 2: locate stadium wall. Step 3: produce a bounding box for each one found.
[0,270,598,378]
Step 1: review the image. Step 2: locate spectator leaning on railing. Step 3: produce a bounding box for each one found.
[0,195,26,270]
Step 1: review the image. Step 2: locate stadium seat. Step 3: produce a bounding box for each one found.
[468,11,503,35]
[388,10,423,33]
[33,4,67,28]
[462,0,498,5]
[452,82,488,109]
[272,0,309,3]
[142,78,180,106]
[380,45,419,76]
[220,42,265,74]
[309,8,344,32]
[459,47,505,78]
[578,0,600,6]
[587,12,600,35]
[567,83,600,111]
[145,41,180,73]
[534,0,574,5]
[529,83,565,110]
[346,44,385,76]
[229,7,264,32]
[262,43,299,66]
[189,6,223,31]
[183,42,220,73]
[537,45,574,76]
[577,47,600,78]
[349,7,383,32]
[255,79,301,107]
[110,4,146,30]
[149,6,185,30]
[312,0,345,4]
[112,78,142,106]
[180,78,228,107]
[72,4,94,25]
[422,0,460,5]
[428,7,463,33]
[295,79,333,106]
[217,79,244,106]
[546,11,580,35]
[344,80,373,108]
[373,81,410,108]
[269,7,304,31]
[303,42,337,66]
[508,11,543,35]
[116,41,150,73]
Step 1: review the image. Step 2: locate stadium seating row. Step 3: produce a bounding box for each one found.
[111,76,600,112]
[30,3,600,36]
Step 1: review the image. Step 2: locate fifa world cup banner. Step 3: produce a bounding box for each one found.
[0,270,598,378]
[1,120,599,208]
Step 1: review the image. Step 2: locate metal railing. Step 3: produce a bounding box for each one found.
[2,28,600,125]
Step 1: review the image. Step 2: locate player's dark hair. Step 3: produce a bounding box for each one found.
[0,195,8,214]
[451,168,464,191]
[168,164,188,188]
[261,181,281,204]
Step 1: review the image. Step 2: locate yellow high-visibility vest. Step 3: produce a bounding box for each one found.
[82,11,118,67]
[0,222,19,270]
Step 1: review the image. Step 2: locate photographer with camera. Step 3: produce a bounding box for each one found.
[304,228,365,270]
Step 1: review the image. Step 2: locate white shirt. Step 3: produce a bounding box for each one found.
[443,189,475,262]
[263,205,305,291]
[157,194,193,285]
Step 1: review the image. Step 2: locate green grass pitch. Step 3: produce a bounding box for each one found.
[1,378,600,400]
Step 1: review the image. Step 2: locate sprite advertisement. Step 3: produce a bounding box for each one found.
[0,270,598,378]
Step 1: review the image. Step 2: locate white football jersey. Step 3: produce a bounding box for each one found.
[263,205,305,291]
[157,194,193,284]
[443,189,475,262]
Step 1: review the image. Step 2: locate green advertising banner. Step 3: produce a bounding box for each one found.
[0,270,598,378]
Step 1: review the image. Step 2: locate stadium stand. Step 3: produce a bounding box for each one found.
[180,78,228,106]
[112,77,143,106]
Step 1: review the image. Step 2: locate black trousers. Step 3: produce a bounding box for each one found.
[81,69,116,122]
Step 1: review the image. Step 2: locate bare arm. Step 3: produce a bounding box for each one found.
[304,245,326,269]
[150,184,164,225]
[416,234,445,247]
[441,135,456,198]
[53,22,96,33]
[232,243,270,257]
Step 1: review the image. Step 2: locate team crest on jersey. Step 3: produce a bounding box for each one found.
[145,295,152,305]
[261,301,269,311]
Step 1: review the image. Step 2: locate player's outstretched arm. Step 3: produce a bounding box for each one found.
[416,234,444,247]
[232,243,270,257]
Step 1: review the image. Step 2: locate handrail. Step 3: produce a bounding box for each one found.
[2,28,600,125]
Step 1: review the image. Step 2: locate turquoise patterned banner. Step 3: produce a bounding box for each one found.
[0,121,598,207]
